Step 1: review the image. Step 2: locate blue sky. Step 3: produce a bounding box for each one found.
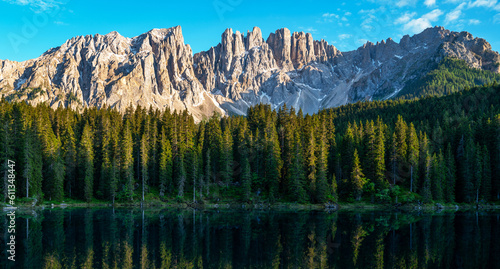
[0,0,499,62]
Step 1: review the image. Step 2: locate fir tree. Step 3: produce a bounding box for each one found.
[351,149,366,201]
[159,128,173,197]
[79,124,94,203]
[481,145,492,201]
[121,121,134,201]
[445,144,456,203]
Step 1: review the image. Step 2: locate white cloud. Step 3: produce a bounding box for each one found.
[468,19,481,24]
[2,0,62,11]
[422,9,444,20]
[494,13,500,23]
[445,2,466,24]
[395,12,417,24]
[299,27,318,33]
[357,39,369,45]
[322,13,339,18]
[402,9,443,34]
[445,9,462,22]
[345,12,352,16]
[339,34,352,40]
[468,0,498,8]
[424,0,436,7]
[494,3,500,10]
[396,0,418,7]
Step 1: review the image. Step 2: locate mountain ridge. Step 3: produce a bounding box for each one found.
[1,25,499,121]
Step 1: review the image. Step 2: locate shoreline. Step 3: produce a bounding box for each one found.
[5,201,500,212]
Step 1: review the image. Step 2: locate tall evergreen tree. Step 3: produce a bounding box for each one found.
[351,149,366,201]
[481,145,492,202]
[158,128,173,197]
[79,124,94,202]
[445,144,456,203]
[140,134,149,202]
[121,121,134,201]
[407,123,419,193]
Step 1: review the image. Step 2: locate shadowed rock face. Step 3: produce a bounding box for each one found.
[1,26,498,120]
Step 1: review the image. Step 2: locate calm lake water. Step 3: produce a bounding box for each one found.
[1,208,499,268]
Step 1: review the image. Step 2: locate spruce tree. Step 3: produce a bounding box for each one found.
[445,144,456,203]
[159,128,172,197]
[140,134,149,202]
[79,124,94,203]
[407,123,419,193]
[481,145,492,201]
[62,125,77,199]
[288,129,306,203]
[351,149,365,201]
[121,121,134,201]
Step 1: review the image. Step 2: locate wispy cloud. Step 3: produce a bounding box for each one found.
[298,27,318,33]
[396,0,418,7]
[445,2,466,24]
[2,0,64,11]
[338,34,352,40]
[424,0,436,7]
[398,9,443,34]
[468,19,481,24]
[468,0,498,8]
[395,12,417,24]
[494,13,500,23]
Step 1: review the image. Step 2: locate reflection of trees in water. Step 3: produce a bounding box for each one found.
[6,210,500,268]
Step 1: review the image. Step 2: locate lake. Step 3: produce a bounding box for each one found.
[2,208,499,268]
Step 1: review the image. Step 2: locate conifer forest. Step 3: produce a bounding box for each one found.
[1,84,499,205]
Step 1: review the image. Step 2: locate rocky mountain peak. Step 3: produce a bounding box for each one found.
[0,26,498,121]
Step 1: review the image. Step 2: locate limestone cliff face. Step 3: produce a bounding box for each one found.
[1,26,499,119]
[0,26,224,121]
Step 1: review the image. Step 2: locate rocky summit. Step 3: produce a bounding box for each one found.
[1,26,499,121]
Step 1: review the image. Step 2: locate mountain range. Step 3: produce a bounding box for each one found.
[1,25,499,121]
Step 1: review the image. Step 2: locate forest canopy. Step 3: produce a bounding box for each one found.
[0,83,499,205]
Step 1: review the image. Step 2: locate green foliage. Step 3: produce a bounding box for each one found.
[398,57,500,99]
[0,83,499,204]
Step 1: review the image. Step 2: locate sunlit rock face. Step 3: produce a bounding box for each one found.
[1,26,498,120]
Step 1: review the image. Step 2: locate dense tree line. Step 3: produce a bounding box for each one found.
[0,83,499,204]
[398,57,500,99]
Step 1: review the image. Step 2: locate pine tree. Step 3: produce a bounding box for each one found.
[241,154,252,202]
[394,115,408,185]
[305,127,317,201]
[99,117,113,201]
[431,151,444,202]
[407,123,419,193]
[158,128,172,197]
[121,121,134,201]
[316,123,329,203]
[473,143,482,204]
[351,149,366,201]
[374,121,387,190]
[288,129,306,203]
[422,153,433,203]
[62,125,77,199]
[264,121,282,202]
[463,136,475,203]
[445,144,456,203]
[481,145,492,201]
[79,124,94,203]
[140,134,149,202]
[220,126,233,189]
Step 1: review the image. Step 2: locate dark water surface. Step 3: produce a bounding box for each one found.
[1,208,500,268]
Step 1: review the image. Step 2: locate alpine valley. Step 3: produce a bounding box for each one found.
[1,25,499,121]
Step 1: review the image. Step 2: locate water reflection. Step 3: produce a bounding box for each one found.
[1,209,499,268]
